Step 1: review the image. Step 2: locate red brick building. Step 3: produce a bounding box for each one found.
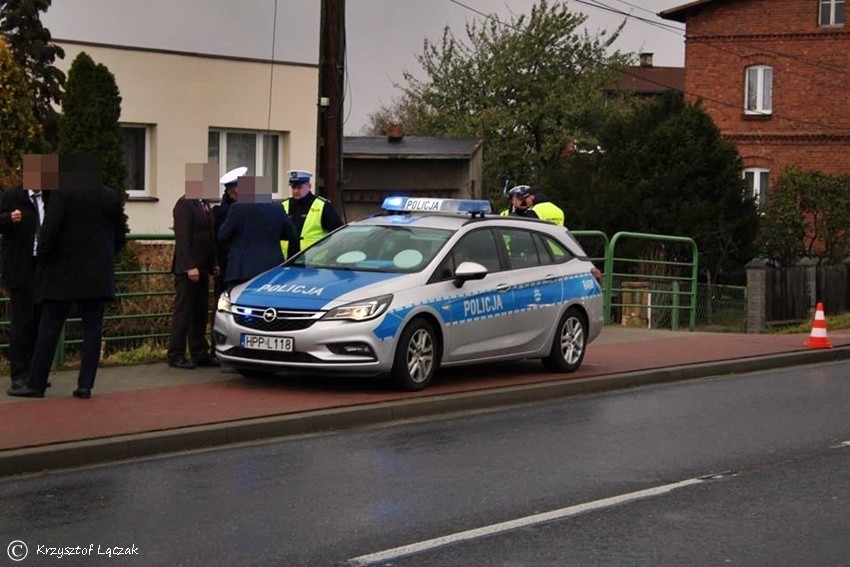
[660,0,850,206]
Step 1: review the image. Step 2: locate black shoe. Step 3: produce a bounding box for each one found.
[168,358,196,369]
[72,388,91,399]
[6,386,45,398]
[9,379,26,391]
[194,355,221,368]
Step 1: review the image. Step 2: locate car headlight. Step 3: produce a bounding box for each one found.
[217,291,232,312]
[322,294,393,322]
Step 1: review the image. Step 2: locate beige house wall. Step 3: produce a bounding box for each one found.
[55,41,318,234]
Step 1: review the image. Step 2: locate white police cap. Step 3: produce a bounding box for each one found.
[220,166,248,186]
[288,170,314,185]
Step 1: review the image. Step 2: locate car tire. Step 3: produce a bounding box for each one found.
[542,307,587,373]
[391,318,438,391]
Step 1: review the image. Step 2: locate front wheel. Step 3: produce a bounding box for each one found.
[542,307,587,373]
[391,318,438,391]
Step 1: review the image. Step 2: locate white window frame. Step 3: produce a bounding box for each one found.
[819,0,845,25]
[208,128,284,196]
[744,167,769,209]
[744,65,773,115]
[121,123,152,197]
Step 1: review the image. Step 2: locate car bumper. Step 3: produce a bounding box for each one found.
[213,310,396,375]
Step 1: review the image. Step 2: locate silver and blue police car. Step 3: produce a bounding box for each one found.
[213,197,603,390]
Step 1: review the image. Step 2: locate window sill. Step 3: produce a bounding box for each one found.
[126,196,159,202]
[742,113,772,121]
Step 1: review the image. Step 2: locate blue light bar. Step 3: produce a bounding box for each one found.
[381,197,492,214]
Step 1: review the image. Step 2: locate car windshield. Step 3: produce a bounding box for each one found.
[289,224,454,273]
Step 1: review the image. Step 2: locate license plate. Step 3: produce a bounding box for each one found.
[241,334,294,352]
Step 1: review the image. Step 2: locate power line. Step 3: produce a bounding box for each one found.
[446,0,849,133]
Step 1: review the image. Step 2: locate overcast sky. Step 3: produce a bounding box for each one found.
[42,0,686,134]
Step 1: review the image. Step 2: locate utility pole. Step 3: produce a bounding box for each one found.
[315,0,345,209]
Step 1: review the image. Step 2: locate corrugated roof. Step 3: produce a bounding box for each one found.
[344,136,483,159]
[659,0,718,23]
[604,65,685,94]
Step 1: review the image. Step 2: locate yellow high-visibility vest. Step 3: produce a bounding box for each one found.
[281,197,328,258]
[530,201,564,226]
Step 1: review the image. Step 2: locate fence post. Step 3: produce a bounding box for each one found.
[745,258,767,333]
[798,257,818,315]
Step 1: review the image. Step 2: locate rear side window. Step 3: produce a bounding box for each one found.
[540,235,573,264]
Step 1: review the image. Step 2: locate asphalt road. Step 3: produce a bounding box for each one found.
[2,360,848,566]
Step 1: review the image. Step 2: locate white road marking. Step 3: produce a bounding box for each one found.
[833,440,850,449]
[346,477,705,566]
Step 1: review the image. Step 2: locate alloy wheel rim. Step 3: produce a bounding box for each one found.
[560,317,585,364]
[406,328,434,383]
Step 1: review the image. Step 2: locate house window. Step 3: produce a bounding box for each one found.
[207,129,283,194]
[820,0,845,25]
[745,66,773,115]
[744,168,769,208]
[121,124,152,196]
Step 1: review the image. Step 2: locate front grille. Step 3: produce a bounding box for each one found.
[233,314,316,332]
[225,348,322,363]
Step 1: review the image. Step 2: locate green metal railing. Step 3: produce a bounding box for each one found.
[0,234,180,367]
[572,230,609,268]
[603,232,699,330]
[0,230,736,369]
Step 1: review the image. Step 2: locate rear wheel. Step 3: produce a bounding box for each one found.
[391,318,438,391]
[542,307,587,373]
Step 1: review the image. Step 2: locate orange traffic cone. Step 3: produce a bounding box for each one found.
[804,302,833,349]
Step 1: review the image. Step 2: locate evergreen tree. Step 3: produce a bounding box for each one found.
[0,0,65,148]
[0,36,43,188]
[58,51,128,234]
[563,91,759,283]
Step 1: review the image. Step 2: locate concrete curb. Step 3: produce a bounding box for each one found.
[3,347,849,477]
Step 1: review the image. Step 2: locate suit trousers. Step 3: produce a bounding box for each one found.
[167,273,210,362]
[7,286,42,385]
[28,299,106,391]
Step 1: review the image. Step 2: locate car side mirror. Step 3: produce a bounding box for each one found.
[453,261,488,288]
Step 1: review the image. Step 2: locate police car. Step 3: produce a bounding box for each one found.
[213,197,603,390]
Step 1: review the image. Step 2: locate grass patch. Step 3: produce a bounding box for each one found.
[767,312,850,334]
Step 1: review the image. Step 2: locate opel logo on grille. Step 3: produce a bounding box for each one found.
[262,308,278,322]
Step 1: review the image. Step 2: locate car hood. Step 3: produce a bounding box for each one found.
[232,267,405,310]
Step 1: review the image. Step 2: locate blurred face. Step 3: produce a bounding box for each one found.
[511,195,527,209]
[290,181,311,198]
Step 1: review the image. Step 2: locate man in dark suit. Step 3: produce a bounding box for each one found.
[8,154,126,399]
[0,154,55,391]
[166,163,220,369]
[217,176,296,288]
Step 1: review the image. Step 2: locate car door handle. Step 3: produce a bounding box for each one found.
[544,274,559,282]
[495,284,512,292]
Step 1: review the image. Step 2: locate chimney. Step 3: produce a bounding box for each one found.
[639,53,654,67]
[387,122,404,142]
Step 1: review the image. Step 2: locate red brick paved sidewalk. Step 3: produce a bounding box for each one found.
[3,328,849,453]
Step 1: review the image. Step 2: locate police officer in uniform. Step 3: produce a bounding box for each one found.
[502,185,565,226]
[280,170,344,258]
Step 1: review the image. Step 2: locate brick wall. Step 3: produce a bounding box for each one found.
[680,0,850,181]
